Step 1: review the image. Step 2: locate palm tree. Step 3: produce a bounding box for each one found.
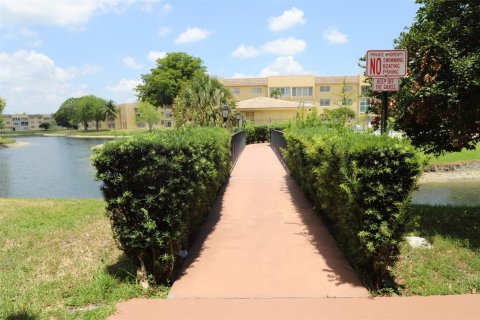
[270,89,282,99]
[104,99,117,119]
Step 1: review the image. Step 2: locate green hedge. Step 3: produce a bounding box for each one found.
[283,127,424,287]
[92,128,231,285]
[245,123,289,144]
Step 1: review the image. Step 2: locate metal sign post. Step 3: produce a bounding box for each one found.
[366,50,407,135]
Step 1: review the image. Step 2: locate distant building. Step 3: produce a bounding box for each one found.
[2,113,54,131]
[221,75,371,124]
[77,102,174,131]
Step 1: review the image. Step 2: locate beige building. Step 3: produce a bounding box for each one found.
[2,113,54,131]
[222,75,371,124]
[77,102,175,131]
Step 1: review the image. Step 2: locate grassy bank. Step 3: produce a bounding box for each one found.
[0,138,16,145]
[429,144,480,164]
[393,205,480,295]
[0,199,168,319]
[0,129,148,137]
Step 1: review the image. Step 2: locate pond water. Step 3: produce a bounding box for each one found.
[412,180,480,206]
[0,136,108,198]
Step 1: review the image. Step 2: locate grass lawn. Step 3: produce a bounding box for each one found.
[393,205,480,295]
[0,138,16,145]
[428,144,480,164]
[0,198,168,319]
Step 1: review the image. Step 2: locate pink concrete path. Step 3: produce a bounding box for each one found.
[109,143,480,319]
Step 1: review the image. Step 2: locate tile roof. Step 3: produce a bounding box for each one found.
[237,97,302,110]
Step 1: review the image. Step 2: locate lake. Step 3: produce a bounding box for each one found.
[0,136,107,198]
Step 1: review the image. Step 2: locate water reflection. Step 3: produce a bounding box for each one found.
[413,180,480,206]
[0,136,107,198]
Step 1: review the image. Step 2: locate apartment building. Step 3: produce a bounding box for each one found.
[2,113,54,131]
[76,102,175,131]
[222,75,371,124]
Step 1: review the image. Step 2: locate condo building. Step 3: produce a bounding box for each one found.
[221,75,370,124]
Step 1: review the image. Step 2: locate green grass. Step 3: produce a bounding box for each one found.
[0,138,16,145]
[428,144,480,164]
[0,199,168,320]
[393,205,480,295]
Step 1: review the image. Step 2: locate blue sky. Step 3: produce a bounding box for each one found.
[0,0,419,114]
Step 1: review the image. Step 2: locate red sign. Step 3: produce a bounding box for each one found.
[366,50,407,78]
[372,78,400,92]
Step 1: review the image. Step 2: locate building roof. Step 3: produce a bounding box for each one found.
[223,78,268,86]
[315,76,360,84]
[236,97,302,110]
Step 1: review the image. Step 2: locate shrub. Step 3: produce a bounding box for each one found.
[92,128,231,285]
[283,127,424,287]
[245,122,289,144]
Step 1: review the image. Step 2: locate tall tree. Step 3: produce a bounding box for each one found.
[335,78,355,108]
[392,0,480,154]
[136,52,206,108]
[136,101,161,131]
[55,98,79,129]
[0,96,5,132]
[75,95,106,131]
[173,73,236,127]
[270,89,282,99]
[104,99,117,120]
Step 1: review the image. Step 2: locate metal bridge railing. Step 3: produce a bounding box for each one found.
[231,130,246,168]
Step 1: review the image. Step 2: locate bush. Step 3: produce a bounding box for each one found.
[92,128,231,285]
[283,127,424,287]
[245,122,289,144]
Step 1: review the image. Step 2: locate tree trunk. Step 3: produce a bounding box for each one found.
[136,253,149,289]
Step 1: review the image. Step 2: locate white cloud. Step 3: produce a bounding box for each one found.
[268,7,305,32]
[162,3,173,13]
[106,78,141,102]
[259,56,310,77]
[322,28,348,44]
[148,51,166,62]
[0,0,163,28]
[232,45,261,58]
[122,56,144,70]
[1,27,42,46]
[175,27,210,44]
[261,37,306,56]
[0,50,92,113]
[158,26,171,37]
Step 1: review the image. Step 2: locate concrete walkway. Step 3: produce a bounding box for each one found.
[109,143,480,319]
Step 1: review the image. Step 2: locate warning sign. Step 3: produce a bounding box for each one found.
[372,78,400,92]
[366,50,407,78]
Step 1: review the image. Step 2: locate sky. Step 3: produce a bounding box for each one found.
[0,0,420,114]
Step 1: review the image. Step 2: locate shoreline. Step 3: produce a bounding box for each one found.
[419,169,480,184]
[3,141,30,148]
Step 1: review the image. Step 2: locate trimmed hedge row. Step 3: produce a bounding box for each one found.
[92,128,231,285]
[283,127,424,286]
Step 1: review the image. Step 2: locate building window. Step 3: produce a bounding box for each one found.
[359,99,370,113]
[166,121,172,127]
[319,99,331,106]
[230,88,240,95]
[292,87,313,97]
[269,87,290,97]
[251,87,262,94]
[319,86,330,92]
[342,99,353,106]
[165,112,172,118]
[346,86,353,92]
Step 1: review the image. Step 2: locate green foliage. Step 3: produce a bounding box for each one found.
[92,128,231,285]
[324,107,356,127]
[54,97,79,129]
[392,0,480,154]
[245,122,289,144]
[335,78,355,107]
[137,101,161,131]
[270,88,282,99]
[136,52,206,108]
[173,72,236,127]
[0,98,5,131]
[282,127,424,288]
[39,122,50,130]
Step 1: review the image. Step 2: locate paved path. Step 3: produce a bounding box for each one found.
[109,143,480,319]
